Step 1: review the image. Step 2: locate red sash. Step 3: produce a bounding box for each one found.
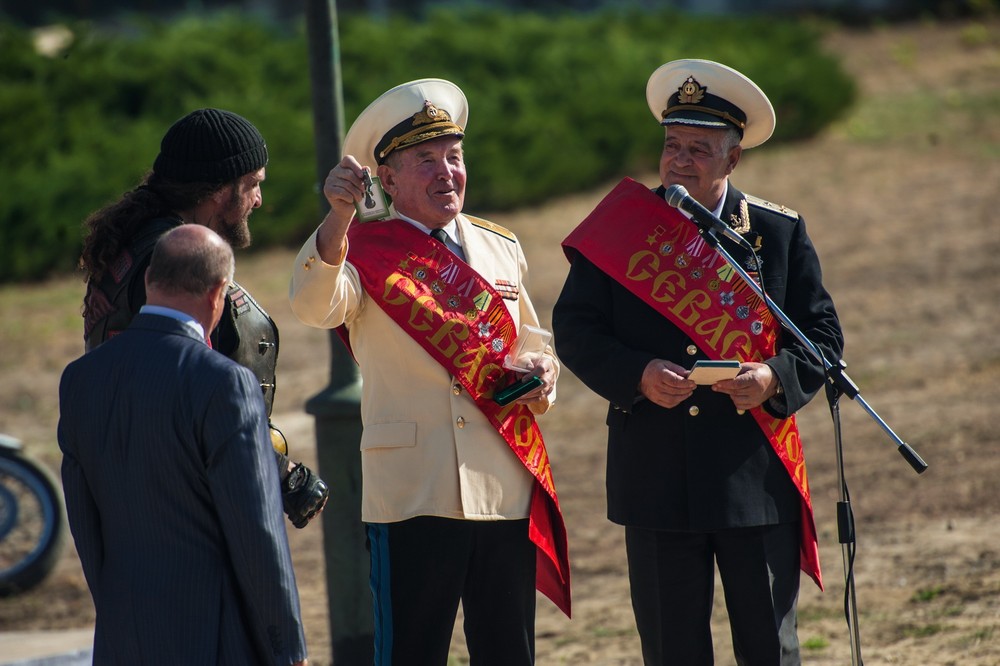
[563,178,822,590]
[346,218,572,615]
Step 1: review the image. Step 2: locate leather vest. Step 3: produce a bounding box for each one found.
[83,217,182,351]
[83,218,279,416]
[210,282,279,417]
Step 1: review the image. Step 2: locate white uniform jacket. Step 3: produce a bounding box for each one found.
[289,213,558,525]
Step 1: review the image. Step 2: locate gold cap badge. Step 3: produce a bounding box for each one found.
[678,76,706,105]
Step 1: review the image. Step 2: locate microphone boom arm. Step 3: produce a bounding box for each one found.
[666,183,926,666]
[666,186,927,474]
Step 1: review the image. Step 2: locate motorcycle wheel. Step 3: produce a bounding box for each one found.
[0,452,67,597]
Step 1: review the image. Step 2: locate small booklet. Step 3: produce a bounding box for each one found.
[687,359,741,385]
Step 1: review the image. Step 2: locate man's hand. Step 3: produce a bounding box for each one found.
[513,354,558,406]
[315,156,368,264]
[711,362,780,411]
[639,359,696,409]
[323,155,369,218]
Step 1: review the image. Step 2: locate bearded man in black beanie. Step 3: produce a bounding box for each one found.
[80,108,328,530]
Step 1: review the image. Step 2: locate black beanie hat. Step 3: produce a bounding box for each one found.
[153,108,268,184]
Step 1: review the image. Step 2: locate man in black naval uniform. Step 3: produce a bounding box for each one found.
[553,60,844,665]
[80,108,327,529]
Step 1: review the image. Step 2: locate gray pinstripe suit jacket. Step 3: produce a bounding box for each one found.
[58,313,306,665]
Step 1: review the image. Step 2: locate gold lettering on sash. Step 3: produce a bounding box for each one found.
[455,356,503,396]
[669,289,712,327]
[721,331,754,359]
[427,319,470,358]
[409,294,441,332]
[783,428,803,464]
[383,273,415,306]
[625,250,660,281]
[766,418,807,489]
[693,311,734,351]
[513,413,535,449]
[650,270,685,303]
[475,363,504,395]
[527,430,547,470]
[515,414,551,481]
[454,344,488,389]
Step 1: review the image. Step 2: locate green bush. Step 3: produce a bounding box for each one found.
[0,8,855,282]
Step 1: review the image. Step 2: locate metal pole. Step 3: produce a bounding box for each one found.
[828,385,863,666]
[681,222,926,666]
[303,2,373,663]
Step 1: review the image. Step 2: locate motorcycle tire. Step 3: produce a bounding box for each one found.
[0,451,67,597]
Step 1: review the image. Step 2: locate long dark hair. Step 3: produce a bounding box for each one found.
[79,172,221,281]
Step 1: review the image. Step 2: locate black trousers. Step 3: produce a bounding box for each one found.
[625,523,801,666]
[367,516,536,666]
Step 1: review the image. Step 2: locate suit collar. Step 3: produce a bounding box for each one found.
[130,312,208,344]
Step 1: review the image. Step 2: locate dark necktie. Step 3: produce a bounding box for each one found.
[430,228,449,245]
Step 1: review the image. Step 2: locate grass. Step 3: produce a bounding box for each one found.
[901,623,947,639]
[0,276,84,371]
[802,635,831,650]
[911,586,946,603]
[832,25,1000,159]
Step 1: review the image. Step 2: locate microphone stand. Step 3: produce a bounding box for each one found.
[689,223,928,666]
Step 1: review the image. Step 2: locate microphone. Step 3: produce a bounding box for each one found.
[664,184,746,246]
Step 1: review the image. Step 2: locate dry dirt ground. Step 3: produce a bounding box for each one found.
[1,18,999,666]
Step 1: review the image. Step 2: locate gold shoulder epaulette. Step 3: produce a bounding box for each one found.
[744,194,798,220]
[467,215,517,242]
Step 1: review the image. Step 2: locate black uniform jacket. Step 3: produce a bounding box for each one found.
[553,183,844,532]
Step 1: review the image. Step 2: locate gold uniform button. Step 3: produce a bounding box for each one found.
[452,384,462,396]
[688,405,700,416]
[456,416,466,429]
[686,345,698,356]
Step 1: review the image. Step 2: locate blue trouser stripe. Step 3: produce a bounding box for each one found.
[367,523,393,665]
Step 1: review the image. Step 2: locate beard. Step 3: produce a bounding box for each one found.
[213,188,253,249]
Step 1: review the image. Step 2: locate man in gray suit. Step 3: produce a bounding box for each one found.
[58,225,308,665]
